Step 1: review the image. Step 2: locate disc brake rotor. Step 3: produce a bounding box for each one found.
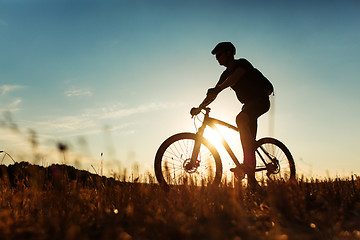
[183,159,200,173]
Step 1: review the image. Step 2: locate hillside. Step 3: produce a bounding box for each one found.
[0,162,360,239]
[0,161,118,189]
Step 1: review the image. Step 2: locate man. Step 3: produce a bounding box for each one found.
[191,42,273,188]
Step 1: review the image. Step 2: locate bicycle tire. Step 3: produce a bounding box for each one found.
[254,137,296,181]
[154,132,222,187]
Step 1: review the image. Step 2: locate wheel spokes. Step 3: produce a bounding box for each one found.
[161,139,217,186]
[255,142,292,181]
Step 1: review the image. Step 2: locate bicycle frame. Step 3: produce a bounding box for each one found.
[190,108,275,173]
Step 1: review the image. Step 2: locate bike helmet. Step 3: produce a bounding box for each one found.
[211,42,236,55]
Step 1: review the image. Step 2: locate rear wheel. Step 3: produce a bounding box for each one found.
[254,137,295,182]
[154,133,222,187]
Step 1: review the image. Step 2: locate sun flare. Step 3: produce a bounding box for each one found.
[203,125,240,147]
[203,125,243,172]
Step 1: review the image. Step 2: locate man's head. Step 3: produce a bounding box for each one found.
[211,42,236,67]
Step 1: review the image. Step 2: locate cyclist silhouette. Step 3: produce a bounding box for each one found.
[191,42,273,188]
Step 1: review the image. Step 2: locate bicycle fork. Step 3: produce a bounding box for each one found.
[187,125,206,171]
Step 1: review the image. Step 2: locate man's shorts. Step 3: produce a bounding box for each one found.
[241,97,270,120]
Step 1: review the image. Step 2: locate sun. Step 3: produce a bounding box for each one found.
[203,125,239,146]
[203,125,243,168]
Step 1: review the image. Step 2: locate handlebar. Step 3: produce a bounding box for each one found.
[190,107,211,117]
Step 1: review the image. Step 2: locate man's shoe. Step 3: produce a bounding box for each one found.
[230,164,249,180]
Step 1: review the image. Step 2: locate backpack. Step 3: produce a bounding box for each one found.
[252,68,274,96]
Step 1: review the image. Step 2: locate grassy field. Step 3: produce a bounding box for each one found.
[0,162,360,240]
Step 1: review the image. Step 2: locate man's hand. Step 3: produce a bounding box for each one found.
[190,107,202,117]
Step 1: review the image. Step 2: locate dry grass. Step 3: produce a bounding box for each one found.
[0,163,360,240]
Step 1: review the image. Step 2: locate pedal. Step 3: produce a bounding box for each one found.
[230,167,246,180]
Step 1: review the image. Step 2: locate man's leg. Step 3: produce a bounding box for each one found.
[236,112,256,173]
[235,99,270,187]
[235,112,259,189]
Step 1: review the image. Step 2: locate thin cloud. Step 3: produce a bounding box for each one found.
[34,115,97,133]
[99,102,181,120]
[0,98,22,113]
[10,98,22,107]
[3,98,23,112]
[27,116,135,139]
[0,85,24,96]
[18,101,182,138]
[65,88,93,97]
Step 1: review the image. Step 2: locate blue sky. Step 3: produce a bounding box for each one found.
[1,0,359,178]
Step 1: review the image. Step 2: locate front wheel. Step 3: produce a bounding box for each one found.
[154,133,222,187]
[255,137,296,182]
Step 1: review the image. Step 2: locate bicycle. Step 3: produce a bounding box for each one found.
[154,107,295,187]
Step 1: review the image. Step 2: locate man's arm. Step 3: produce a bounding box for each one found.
[216,67,246,91]
[198,94,216,109]
[191,67,246,116]
[202,67,246,107]
[191,86,219,116]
